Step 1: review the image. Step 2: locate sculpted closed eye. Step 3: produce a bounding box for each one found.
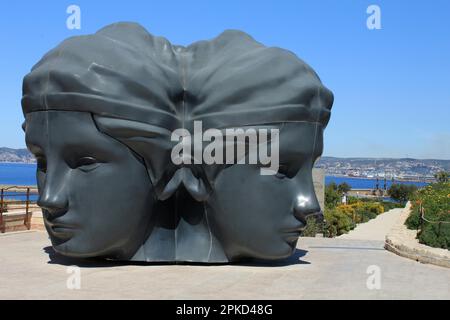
[75,156,100,172]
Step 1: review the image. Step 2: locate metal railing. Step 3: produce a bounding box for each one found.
[418,203,450,238]
[0,186,39,233]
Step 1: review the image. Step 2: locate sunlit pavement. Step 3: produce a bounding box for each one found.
[339,208,405,241]
[0,231,449,299]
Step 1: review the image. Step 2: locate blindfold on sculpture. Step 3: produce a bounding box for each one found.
[21,22,333,131]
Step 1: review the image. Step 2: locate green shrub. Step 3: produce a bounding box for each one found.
[325,182,353,209]
[434,171,449,183]
[363,202,384,215]
[301,216,320,237]
[388,183,418,204]
[405,205,420,229]
[334,201,385,224]
[325,183,341,209]
[347,196,359,205]
[418,223,449,249]
[405,182,450,250]
[360,210,377,222]
[324,208,354,237]
[337,182,351,194]
[382,201,403,211]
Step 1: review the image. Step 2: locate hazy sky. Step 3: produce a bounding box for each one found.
[1,0,449,159]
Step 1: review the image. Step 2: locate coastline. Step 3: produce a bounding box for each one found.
[0,161,36,165]
[0,162,435,185]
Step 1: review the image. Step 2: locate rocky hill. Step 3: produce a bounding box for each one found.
[0,148,35,163]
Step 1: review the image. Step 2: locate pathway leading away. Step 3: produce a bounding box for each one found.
[338,207,405,241]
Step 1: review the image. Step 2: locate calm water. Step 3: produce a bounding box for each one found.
[0,163,37,186]
[0,163,38,201]
[0,163,429,189]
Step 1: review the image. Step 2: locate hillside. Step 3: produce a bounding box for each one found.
[0,148,449,179]
[0,148,35,163]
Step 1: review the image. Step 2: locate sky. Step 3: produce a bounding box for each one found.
[0,0,449,159]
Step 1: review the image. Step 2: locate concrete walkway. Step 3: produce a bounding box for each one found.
[338,207,405,241]
[1,231,449,299]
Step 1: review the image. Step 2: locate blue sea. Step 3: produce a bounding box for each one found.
[0,163,429,189]
[0,163,37,186]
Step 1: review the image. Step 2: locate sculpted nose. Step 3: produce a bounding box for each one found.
[37,177,68,216]
[293,191,323,224]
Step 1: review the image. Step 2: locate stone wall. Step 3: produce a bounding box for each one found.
[312,168,325,211]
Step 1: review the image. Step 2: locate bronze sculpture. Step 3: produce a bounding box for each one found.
[22,22,333,262]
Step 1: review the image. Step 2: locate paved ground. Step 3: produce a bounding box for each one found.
[1,231,449,299]
[339,207,405,241]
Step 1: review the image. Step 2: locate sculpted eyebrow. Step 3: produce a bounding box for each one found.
[93,115,172,139]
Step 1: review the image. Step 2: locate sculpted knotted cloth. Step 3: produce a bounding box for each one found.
[22,22,333,263]
[22,22,332,130]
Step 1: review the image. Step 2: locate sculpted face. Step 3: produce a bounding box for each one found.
[21,23,333,262]
[205,122,323,260]
[25,111,155,259]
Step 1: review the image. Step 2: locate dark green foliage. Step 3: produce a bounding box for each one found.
[405,183,450,250]
[418,223,449,249]
[301,216,320,237]
[434,171,449,183]
[323,208,355,237]
[325,182,352,209]
[381,201,404,211]
[388,183,417,203]
[325,182,340,209]
[405,208,420,229]
[337,182,351,194]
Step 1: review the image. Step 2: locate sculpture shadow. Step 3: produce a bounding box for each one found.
[232,249,310,267]
[44,246,309,268]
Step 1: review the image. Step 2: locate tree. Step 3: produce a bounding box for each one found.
[325,183,340,209]
[388,184,417,203]
[434,171,449,183]
[337,182,351,194]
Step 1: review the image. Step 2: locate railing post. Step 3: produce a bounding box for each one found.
[421,205,425,233]
[0,188,4,233]
[417,203,422,237]
[25,187,30,230]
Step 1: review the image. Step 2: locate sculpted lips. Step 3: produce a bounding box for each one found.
[44,214,77,239]
[280,224,303,243]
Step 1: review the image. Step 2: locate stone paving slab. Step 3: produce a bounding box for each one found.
[0,231,449,299]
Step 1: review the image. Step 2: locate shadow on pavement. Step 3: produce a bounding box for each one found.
[44,246,310,268]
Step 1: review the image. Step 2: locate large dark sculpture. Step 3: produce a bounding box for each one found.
[22,22,333,263]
